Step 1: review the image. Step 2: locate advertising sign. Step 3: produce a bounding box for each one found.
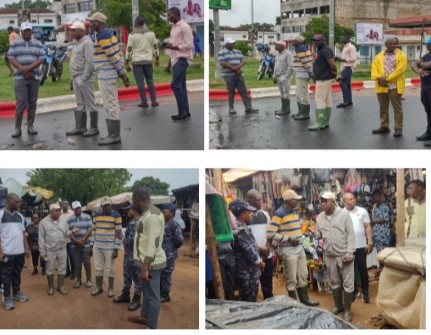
[167,0,204,23]
[209,0,231,10]
[356,23,383,45]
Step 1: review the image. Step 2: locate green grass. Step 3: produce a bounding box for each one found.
[0,54,204,102]
[209,57,418,89]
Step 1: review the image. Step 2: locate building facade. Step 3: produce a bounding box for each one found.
[61,0,96,25]
[0,8,57,28]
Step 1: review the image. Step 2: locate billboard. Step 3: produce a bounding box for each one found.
[167,0,204,24]
[210,0,232,10]
[356,23,383,45]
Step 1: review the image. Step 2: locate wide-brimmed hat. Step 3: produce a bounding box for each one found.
[282,189,302,201]
[87,12,107,23]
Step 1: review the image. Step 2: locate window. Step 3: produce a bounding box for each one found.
[31,19,37,23]
[64,4,76,14]
[78,1,94,12]
[283,27,292,33]
[9,20,15,24]
[44,19,53,23]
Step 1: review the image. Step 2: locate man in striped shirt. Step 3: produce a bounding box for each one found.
[87,12,129,145]
[266,189,318,306]
[91,196,123,297]
[8,22,45,138]
[218,38,258,114]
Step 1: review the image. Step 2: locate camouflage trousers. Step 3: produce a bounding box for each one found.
[236,267,259,302]
[160,255,176,294]
[123,250,142,295]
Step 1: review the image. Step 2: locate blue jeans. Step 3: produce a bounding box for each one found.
[340,67,353,104]
[171,58,189,114]
[140,268,162,329]
[132,64,157,105]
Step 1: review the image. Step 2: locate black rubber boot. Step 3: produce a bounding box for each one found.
[331,287,344,314]
[128,294,142,311]
[113,289,130,303]
[83,111,99,137]
[66,110,87,135]
[297,286,319,306]
[287,290,297,300]
[91,276,103,296]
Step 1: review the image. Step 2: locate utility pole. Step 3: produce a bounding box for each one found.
[131,0,139,25]
[251,0,254,30]
[214,9,222,81]
[329,0,335,51]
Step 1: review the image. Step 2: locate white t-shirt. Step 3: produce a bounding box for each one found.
[345,206,370,249]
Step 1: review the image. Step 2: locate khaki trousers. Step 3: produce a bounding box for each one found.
[377,89,403,130]
[93,247,115,277]
[45,248,67,275]
[296,78,310,105]
[326,255,354,293]
[315,79,333,109]
[280,247,308,291]
[277,74,291,100]
[73,74,97,113]
[98,78,120,120]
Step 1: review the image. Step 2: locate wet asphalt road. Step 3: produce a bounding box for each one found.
[0,92,203,150]
[209,87,428,150]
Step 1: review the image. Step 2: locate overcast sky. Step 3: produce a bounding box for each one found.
[0,169,198,192]
[211,0,280,27]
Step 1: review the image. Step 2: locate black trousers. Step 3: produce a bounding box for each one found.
[0,253,25,297]
[260,257,273,300]
[66,243,75,276]
[30,249,44,269]
[353,247,369,296]
[421,88,431,134]
[218,252,235,300]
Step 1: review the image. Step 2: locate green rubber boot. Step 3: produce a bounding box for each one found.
[343,291,353,322]
[47,274,54,295]
[57,274,68,295]
[308,108,326,130]
[331,287,344,315]
[91,276,104,296]
[297,286,320,306]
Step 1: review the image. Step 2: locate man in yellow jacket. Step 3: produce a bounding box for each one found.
[371,37,407,137]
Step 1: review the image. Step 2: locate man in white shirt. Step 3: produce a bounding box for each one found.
[343,192,373,303]
[335,35,357,108]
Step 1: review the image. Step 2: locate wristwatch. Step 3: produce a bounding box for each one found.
[368,242,373,245]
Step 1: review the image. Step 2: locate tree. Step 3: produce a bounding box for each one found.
[128,176,170,195]
[0,32,9,54]
[302,15,355,46]
[5,0,52,9]
[26,169,132,205]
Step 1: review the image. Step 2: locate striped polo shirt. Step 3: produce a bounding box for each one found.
[92,210,122,250]
[93,27,124,80]
[217,48,243,76]
[67,212,93,248]
[267,206,303,249]
[293,44,313,79]
[8,38,45,80]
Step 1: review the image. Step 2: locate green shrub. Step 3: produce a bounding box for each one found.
[234,40,253,56]
[0,31,9,54]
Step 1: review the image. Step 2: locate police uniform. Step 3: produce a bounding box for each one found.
[122,217,142,296]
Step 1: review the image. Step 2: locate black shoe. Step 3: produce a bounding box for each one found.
[245,108,259,113]
[345,102,353,107]
[362,295,370,303]
[393,129,402,137]
[27,126,38,135]
[416,132,431,141]
[65,272,71,278]
[160,295,170,303]
[128,294,141,311]
[31,269,38,275]
[113,292,131,303]
[171,113,191,121]
[336,103,347,108]
[372,127,390,134]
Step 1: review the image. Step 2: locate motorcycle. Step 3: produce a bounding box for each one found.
[40,43,67,85]
[256,43,275,80]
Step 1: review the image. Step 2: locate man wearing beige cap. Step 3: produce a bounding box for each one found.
[266,189,319,306]
[273,40,294,115]
[87,12,129,145]
[309,192,355,321]
[39,203,79,295]
[291,36,314,120]
[67,21,99,137]
[91,196,123,297]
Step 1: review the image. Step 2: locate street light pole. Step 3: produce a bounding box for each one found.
[251,0,254,30]
[131,0,139,25]
[329,0,335,50]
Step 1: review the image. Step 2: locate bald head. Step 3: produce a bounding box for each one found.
[245,189,262,210]
[343,192,356,211]
[385,38,398,54]
[6,193,21,212]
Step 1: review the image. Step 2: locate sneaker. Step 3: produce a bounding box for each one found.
[2,296,14,310]
[12,292,29,302]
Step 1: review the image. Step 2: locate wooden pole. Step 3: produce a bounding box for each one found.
[212,169,224,195]
[206,201,224,299]
[396,169,405,247]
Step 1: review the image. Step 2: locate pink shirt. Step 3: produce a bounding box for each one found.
[340,42,357,71]
[169,19,194,66]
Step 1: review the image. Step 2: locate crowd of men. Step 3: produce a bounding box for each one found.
[217,34,431,145]
[6,6,195,144]
[209,180,425,322]
[0,188,184,329]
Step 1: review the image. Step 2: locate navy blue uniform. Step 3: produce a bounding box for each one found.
[122,217,142,295]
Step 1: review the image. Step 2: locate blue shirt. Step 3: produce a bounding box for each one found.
[421,53,431,89]
[8,38,45,80]
[217,48,244,76]
[67,213,93,248]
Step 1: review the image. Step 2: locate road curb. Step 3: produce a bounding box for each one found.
[0,79,204,120]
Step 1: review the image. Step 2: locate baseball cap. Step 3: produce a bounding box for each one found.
[100,196,112,206]
[87,12,107,23]
[294,35,305,42]
[20,21,32,31]
[282,189,303,201]
[423,36,431,45]
[71,201,82,209]
[49,203,61,210]
[160,203,177,211]
[275,40,287,47]
[311,34,325,41]
[320,192,336,201]
[224,37,236,44]
[228,200,256,217]
[70,22,85,30]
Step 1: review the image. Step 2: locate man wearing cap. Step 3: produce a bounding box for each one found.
[87,12,129,145]
[217,38,259,114]
[411,37,431,145]
[0,193,30,311]
[342,192,373,303]
[7,21,45,138]
[39,203,79,295]
[229,200,265,302]
[371,37,407,137]
[164,7,194,121]
[160,203,184,303]
[67,201,93,289]
[309,192,355,321]
[266,189,319,306]
[309,34,337,130]
[113,204,142,311]
[67,21,99,137]
[91,196,123,297]
[245,189,273,300]
[334,35,357,108]
[291,36,314,120]
[128,187,166,329]
[273,40,294,115]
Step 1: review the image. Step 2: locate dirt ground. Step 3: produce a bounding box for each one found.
[0,239,199,329]
[267,267,388,329]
